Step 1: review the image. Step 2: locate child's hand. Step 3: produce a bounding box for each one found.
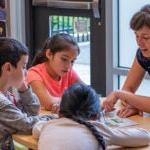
[51,97,61,113]
[51,103,60,114]
[17,71,29,92]
[18,80,28,92]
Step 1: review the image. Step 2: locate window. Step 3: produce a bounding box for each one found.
[49,16,90,84]
[119,76,150,96]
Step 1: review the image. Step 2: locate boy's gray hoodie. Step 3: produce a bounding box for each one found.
[0,87,53,150]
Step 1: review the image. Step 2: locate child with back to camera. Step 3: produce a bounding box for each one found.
[0,37,54,150]
[27,33,82,112]
[33,83,150,150]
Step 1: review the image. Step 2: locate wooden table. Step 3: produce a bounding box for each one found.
[13,109,51,150]
[13,112,150,150]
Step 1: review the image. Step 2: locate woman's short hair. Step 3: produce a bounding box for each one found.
[130,4,150,30]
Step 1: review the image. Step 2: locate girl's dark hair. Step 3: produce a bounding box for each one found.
[130,4,150,30]
[59,83,105,150]
[32,33,80,66]
[0,37,28,76]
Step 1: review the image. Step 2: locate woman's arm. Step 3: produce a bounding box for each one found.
[115,90,150,112]
[102,57,146,114]
[103,90,150,113]
[118,57,146,117]
[122,57,145,92]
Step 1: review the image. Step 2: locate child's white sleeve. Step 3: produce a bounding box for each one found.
[32,121,47,139]
[110,127,150,147]
[91,121,150,147]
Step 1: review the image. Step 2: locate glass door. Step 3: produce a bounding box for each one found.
[26,0,108,96]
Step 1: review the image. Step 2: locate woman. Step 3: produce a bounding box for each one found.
[103,4,150,117]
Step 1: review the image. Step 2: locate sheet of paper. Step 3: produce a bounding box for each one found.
[100,111,139,127]
[103,117,138,127]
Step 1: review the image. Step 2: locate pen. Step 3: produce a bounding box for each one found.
[101,110,107,124]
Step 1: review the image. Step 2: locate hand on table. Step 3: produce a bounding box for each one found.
[51,103,60,113]
[102,91,118,112]
[117,105,139,118]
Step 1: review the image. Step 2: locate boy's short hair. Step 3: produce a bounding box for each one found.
[0,37,28,75]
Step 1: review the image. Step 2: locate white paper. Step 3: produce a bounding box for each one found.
[100,111,139,127]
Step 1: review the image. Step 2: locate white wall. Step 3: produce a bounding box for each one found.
[7,0,26,43]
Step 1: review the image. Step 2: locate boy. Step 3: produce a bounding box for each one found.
[0,38,53,150]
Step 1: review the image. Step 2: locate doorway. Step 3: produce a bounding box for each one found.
[25,0,107,96]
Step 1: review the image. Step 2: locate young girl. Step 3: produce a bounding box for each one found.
[33,83,150,150]
[0,38,53,150]
[27,33,81,112]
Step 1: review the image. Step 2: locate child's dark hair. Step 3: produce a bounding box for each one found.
[130,4,150,30]
[0,37,28,75]
[32,33,80,66]
[59,83,106,150]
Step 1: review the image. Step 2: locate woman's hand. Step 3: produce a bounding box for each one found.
[117,105,139,118]
[102,91,119,112]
